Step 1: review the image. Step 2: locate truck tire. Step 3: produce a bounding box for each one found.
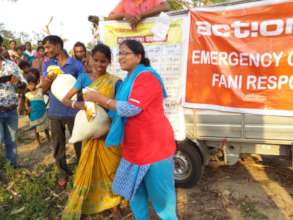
[174,141,203,188]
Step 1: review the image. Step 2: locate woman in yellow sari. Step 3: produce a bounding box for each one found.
[61,44,122,219]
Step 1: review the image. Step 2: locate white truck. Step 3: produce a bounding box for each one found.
[96,0,293,188]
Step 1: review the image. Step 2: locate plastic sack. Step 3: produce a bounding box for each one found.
[69,105,110,143]
[82,87,98,120]
[51,74,77,101]
[84,101,97,121]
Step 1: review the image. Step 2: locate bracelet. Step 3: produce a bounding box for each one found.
[71,101,77,109]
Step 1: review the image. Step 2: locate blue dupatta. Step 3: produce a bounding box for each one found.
[105,64,167,147]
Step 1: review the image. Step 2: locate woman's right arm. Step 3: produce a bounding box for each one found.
[62,73,90,110]
[62,88,85,110]
[62,88,77,107]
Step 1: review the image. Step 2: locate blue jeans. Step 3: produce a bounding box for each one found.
[0,109,18,166]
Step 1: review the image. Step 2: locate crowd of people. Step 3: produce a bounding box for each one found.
[0,0,178,219]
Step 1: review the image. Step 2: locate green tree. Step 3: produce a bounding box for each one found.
[0,23,14,39]
[168,0,228,10]
[0,23,30,48]
[18,31,31,43]
[168,0,189,10]
[0,23,19,48]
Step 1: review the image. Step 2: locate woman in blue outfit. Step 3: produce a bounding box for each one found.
[83,39,178,220]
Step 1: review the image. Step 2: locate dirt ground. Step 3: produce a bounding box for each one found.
[176,157,293,220]
[17,116,293,220]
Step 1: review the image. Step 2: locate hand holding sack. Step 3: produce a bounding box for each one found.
[82,87,99,120]
[84,101,97,121]
[47,65,63,80]
[69,104,110,143]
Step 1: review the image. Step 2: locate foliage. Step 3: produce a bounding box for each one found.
[168,0,229,10]
[0,153,67,220]
[0,23,26,48]
[0,23,20,48]
[0,23,43,50]
[240,202,269,220]
[87,41,96,51]
[168,0,189,10]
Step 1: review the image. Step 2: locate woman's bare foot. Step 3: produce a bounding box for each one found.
[111,206,122,219]
[57,177,68,190]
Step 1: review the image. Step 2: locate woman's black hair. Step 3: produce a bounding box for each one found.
[18,60,31,70]
[28,68,40,82]
[91,43,112,62]
[74,41,86,52]
[25,41,31,47]
[26,74,38,85]
[120,39,150,66]
[37,46,45,51]
[9,40,16,45]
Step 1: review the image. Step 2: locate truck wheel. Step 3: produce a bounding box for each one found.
[174,142,203,188]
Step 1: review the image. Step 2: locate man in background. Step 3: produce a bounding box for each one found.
[0,51,27,168]
[72,41,87,64]
[41,35,83,188]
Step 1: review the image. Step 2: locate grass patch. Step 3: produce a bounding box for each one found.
[240,201,268,220]
[0,153,67,219]
[0,146,131,220]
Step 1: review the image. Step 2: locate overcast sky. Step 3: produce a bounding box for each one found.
[0,0,119,48]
